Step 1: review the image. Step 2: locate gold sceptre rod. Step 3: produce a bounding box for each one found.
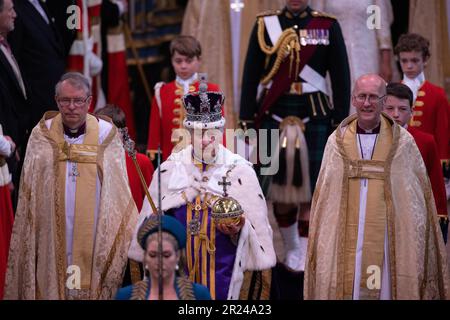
[120,127,157,213]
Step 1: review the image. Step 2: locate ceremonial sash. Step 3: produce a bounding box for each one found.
[340,118,392,299]
[49,114,99,291]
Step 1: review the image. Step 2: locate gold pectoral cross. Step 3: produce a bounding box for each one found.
[69,163,80,182]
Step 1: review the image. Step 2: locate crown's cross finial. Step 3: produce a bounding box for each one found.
[198,73,208,92]
[230,0,244,12]
[218,176,231,197]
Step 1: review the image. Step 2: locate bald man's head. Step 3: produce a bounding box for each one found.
[353,74,387,96]
[351,74,387,131]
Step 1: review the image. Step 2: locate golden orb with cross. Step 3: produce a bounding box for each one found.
[211,176,243,225]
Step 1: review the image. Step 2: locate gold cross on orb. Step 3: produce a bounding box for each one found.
[218,176,231,197]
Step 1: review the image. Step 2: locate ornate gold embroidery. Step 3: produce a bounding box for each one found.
[130,277,195,300]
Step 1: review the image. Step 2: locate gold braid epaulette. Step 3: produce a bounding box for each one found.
[256,9,282,18]
[257,17,300,85]
[311,10,337,20]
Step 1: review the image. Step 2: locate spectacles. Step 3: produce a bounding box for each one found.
[353,94,385,104]
[57,96,91,108]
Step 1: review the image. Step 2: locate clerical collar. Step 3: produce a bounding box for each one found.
[284,6,309,19]
[176,73,198,95]
[356,122,380,134]
[63,122,86,138]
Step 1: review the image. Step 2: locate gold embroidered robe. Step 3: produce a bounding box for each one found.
[5,112,138,300]
[305,113,449,300]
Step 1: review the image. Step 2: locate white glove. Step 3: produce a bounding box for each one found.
[88,51,103,76]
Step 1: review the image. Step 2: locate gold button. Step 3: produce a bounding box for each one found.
[202,176,209,182]
[417,91,426,97]
[173,108,181,115]
[415,101,424,107]
[172,118,180,125]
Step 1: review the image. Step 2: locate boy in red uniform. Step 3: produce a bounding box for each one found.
[146,35,221,161]
[394,33,450,184]
[384,82,448,241]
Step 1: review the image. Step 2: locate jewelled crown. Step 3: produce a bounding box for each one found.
[182,76,226,129]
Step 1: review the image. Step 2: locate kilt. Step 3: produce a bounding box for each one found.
[257,92,332,199]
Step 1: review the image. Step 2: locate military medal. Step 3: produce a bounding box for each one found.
[312,29,319,45]
[324,30,330,45]
[319,29,325,45]
[300,29,307,46]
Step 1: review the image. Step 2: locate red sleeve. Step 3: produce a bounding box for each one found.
[434,90,450,160]
[425,136,448,216]
[447,98,450,161]
[130,153,155,212]
[137,153,154,187]
[147,96,161,157]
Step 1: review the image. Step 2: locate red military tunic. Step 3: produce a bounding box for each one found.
[408,127,448,216]
[147,80,220,161]
[409,81,450,164]
[125,152,154,212]
[0,161,13,300]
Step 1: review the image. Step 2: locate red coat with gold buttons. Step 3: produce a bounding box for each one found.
[408,127,448,216]
[147,80,221,161]
[409,81,450,164]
